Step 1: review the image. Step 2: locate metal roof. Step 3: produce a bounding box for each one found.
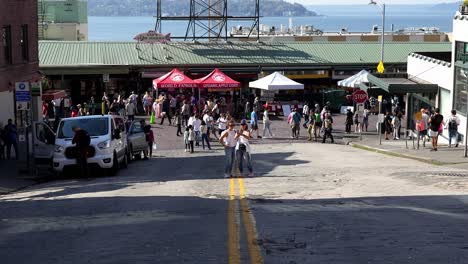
[360,74,439,94]
[39,41,452,68]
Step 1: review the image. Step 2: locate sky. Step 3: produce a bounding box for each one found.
[291,0,460,5]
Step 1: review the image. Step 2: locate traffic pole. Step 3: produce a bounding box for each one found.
[379,101,382,145]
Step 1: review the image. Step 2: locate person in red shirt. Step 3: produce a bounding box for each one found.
[71,107,79,117]
[42,101,49,120]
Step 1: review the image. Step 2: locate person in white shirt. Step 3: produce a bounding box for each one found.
[203,111,216,140]
[302,104,309,129]
[192,114,202,147]
[125,101,136,121]
[217,113,227,136]
[219,120,237,178]
[263,109,273,138]
[235,120,254,177]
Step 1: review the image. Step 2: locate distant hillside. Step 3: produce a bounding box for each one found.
[88,0,317,17]
[431,1,462,11]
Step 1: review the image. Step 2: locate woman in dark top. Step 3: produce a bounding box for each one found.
[428,108,444,151]
[384,112,393,140]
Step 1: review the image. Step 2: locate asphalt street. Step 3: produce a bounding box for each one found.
[1,119,468,264]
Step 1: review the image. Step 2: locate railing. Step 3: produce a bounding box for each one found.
[457,52,468,64]
[461,5,468,15]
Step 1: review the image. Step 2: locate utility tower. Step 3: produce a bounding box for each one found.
[155,0,260,41]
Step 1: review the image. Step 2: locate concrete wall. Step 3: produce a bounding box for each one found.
[44,23,88,41]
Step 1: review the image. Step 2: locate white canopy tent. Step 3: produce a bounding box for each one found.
[249,72,304,91]
[337,69,370,88]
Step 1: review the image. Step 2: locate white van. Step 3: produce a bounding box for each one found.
[53,115,128,176]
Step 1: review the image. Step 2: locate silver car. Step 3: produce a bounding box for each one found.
[126,119,148,160]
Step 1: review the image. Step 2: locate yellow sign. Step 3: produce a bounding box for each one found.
[377,60,385,74]
[378,95,383,102]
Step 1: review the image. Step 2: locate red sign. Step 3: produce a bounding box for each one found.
[352,90,368,104]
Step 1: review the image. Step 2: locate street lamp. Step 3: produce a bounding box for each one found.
[369,0,386,71]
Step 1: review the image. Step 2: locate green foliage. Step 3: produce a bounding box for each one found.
[88,0,317,17]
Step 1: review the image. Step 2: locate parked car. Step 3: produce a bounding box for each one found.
[52,115,128,176]
[126,119,149,160]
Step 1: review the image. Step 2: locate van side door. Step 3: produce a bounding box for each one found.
[33,122,55,164]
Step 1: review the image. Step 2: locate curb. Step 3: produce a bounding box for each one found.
[350,142,447,166]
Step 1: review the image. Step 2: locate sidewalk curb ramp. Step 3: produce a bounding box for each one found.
[349,142,452,166]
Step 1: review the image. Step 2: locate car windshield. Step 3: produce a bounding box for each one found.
[58,118,109,139]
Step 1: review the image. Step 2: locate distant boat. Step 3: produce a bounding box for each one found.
[134,31,171,43]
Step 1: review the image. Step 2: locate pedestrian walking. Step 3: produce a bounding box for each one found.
[182,101,191,127]
[302,103,310,129]
[236,120,254,177]
[160,96,172,125]
[262,109,273,138]
[384,112,393,140]
[203,111,215,140]
[200,121,211,150]
[217,113,227,136]
[428,108,444,151]
[322,113,334,144]
[313,110,322,140]
[307,110,315,141]
[175,111,183,137]
[354,112,361,133]
[183,126,191,153]
[4,119,18,160]
[169,95,177,121]
[143,92,153,116]
[72,126,91,178]
[219,121,237,178]
[345,109,353,133]
[288,108,301,139]
[447,109,461,148]
[126,101,136,121]
[0,124,5,160]
[250,110,261,139]
[144,124,155,158]
[362,108,370,132]
[88,96,96,115]
[392,112,402,140]
[192,114,202,147]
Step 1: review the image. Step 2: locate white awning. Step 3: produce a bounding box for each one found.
[249,72,304,91]
[337,69,370,88]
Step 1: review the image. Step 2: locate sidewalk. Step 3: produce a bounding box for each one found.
[0,160,41,195]
[347,132,468,166]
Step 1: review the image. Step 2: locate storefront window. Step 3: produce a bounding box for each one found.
[454,67,468,115]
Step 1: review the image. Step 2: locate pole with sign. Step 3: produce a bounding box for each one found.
[15,82,33,173]
[353,90,368,141]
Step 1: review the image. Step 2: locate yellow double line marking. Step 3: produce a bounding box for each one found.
[228,178,263,264]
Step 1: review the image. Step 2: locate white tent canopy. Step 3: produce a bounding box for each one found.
[249,72,304,91]
[337,69,370,88]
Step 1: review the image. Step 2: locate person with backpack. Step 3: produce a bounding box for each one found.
[72,126,91,178]
[428,108,444,151]
[288,108,301,139]
[322,113,334,144]
[446,109,460,148]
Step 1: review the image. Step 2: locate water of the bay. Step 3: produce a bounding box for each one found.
[89,5,456,41]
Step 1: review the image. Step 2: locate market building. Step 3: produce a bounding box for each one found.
[38,41,451,111]
[0,0,40,125]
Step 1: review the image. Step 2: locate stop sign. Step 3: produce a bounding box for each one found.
[352,90,368,104]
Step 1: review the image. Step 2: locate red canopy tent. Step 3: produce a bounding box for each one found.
[194,68,240,89]
[152,68,198,89]
[42,90,67,101]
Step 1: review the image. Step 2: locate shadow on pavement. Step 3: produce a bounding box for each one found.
[1,194,467,263]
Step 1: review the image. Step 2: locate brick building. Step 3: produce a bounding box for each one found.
[0,0,39,125]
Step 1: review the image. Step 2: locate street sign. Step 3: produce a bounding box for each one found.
[31,82,42,96]
[103,74,110,83]
[378,95,383,102]
[352,90,368,104]
[15,82,31,102]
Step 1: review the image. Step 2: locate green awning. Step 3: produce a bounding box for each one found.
[365,74,439,94]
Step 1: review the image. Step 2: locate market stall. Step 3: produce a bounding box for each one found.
[249,72,304,115]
